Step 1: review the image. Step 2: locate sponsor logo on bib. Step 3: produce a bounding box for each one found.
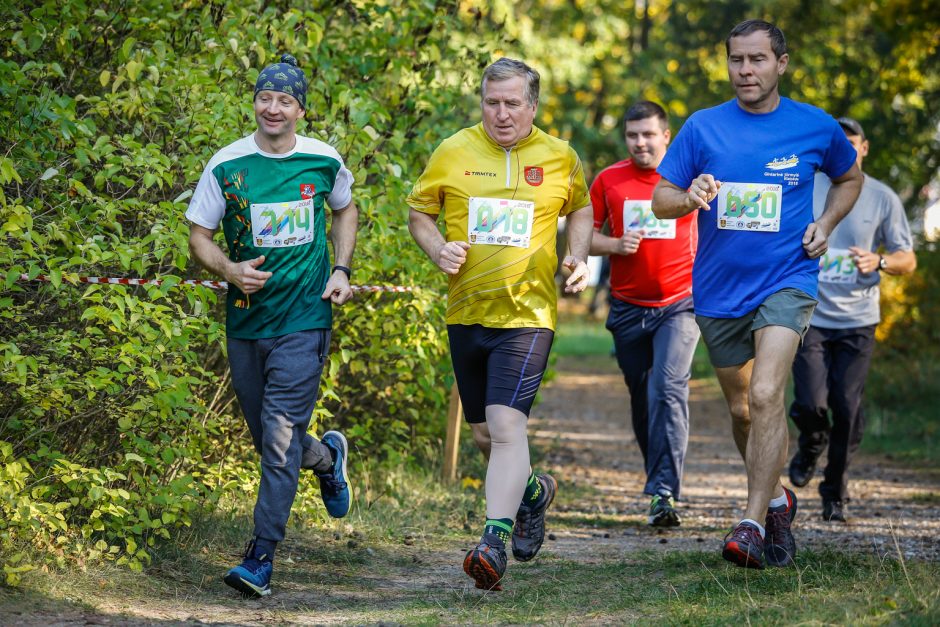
[524,166,543,186]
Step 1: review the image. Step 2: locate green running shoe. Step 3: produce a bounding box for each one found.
[648,493,681,527]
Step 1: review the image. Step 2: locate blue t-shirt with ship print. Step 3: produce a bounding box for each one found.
[657,97,857,318]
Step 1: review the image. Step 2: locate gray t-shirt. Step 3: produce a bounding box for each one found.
[812,172,914,329]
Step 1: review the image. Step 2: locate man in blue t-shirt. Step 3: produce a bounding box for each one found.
[788,117,916,523]
[652,20,863,569]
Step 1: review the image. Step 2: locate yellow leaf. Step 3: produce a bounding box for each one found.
[461,476,482,490]
[99,70,111,87]
[126,60,142,82]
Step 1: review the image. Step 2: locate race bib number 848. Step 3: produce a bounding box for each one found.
[717,182,782,232]
[467,197,534,248]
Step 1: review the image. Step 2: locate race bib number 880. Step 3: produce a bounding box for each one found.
[467,197,534,248]
[717,182,782,232]
[624,200,675,239]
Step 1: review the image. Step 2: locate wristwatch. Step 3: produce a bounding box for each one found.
[878,255,887,272]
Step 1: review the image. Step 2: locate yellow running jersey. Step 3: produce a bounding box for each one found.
[408,123,590,330]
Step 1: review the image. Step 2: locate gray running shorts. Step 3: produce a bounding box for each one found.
[695,288,817,368]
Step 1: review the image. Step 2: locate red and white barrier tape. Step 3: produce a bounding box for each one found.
[17,274,414,293]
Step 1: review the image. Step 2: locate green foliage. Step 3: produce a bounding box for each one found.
[865,241,940,463]
[469,0,940,197]
[0,0,485,584]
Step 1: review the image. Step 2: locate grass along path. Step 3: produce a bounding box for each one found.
[1,337,939,624]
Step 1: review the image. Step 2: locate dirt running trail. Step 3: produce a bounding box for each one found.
[2,353,937,626]
[534,354,940,563]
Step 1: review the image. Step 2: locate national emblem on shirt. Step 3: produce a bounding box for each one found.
[300,183,316,200]
[524,166,543,187]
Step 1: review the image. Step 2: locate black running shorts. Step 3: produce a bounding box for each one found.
[447,324,554,424]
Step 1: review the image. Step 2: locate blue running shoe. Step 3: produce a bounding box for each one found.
[223,540,273,597]
[318,430,350,518]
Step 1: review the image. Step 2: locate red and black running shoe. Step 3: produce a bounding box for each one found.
[463,533,507,591]
[722,522,765,569]
[765,486,798,567]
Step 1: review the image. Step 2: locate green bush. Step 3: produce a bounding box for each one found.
[0,0,488,584]
[865,240,940,462]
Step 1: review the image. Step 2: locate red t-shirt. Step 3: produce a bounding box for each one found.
[590,159,697,307]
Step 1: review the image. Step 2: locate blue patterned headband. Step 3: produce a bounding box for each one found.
[254,53,308,110]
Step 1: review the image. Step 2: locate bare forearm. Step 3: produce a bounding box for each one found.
[189,226,234,281]
[408,209,447,264]
[652,180,697,219]
[883,250,916,275]
[565,206,593,261]
[330,202,358,267]
[589,230,619,256]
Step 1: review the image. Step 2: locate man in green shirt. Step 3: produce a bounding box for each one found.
[187,53,358,597]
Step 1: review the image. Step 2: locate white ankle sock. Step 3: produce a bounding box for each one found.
[768,492,789,509]
[740,518,765,538]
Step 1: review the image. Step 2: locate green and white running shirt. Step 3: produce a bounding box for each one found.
[186,133,353,339]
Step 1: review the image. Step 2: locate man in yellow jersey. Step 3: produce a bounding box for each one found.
[408,57,593,591]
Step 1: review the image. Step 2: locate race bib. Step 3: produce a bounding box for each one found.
[467,197,534,248]
[250,198,315,248]
[717,182,782,232]
[623,200,675,239]
[818,247,858,284]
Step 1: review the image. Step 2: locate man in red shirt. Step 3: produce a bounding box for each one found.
[590,100,699,526]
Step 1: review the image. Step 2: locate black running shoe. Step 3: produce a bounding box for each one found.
[788,449,816,488]
[722,522,765,569]
[512,473,557,562]
[464,533,507,591]
[765,487,798,567]
[822,499,847,522]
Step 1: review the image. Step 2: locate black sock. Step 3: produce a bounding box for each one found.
[522,472,542,505]
[483,518,513,545]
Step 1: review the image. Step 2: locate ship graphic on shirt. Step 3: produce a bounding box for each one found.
[765,155,799,170]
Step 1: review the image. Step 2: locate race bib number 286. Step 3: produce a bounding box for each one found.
[717,182,782,232]
[624,200,675,239]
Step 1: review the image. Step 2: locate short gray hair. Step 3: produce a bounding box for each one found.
[481,57,540,107]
